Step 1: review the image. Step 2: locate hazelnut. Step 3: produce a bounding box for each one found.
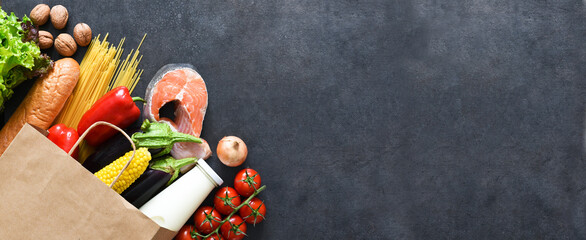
[54,33,77,56]
[30,4,50,25]
[73,23,92,47]
[38,31,53,49]
[50,5,68,30]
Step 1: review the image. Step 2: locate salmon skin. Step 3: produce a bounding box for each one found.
[144,64,208,159]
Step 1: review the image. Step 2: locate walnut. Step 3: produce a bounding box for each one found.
[30,4,50,26]
[55,33,77,56]
[38,31,53,49]
[73,23,92,47]
[50,5,68,30]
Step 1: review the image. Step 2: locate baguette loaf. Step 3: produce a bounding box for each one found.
[0,58,80,155]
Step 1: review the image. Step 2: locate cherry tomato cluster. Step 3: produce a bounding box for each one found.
[176,168,266,240]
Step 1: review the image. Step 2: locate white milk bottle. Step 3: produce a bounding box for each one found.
[139,159,223,231]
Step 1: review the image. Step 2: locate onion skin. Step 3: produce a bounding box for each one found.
[217,136,248,167]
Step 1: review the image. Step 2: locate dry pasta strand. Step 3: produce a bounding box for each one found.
[109,33,146,93]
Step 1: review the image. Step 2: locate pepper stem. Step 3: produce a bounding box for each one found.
[132,96,146,103]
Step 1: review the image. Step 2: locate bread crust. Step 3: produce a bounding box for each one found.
[0,58,80,155]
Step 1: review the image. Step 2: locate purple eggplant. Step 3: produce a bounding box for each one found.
[82,128,142,173]
[121,169,171,208]
[121,156,197,208]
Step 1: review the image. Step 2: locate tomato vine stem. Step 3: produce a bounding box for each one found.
[192,185,266,239]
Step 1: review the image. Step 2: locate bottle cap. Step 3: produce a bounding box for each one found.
[196,159,223,186]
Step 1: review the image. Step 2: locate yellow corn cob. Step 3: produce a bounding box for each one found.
[94,147,151,194]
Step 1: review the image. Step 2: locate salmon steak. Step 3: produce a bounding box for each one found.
[144,64,209,159]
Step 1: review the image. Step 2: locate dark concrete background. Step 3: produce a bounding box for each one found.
[3,1,586,239]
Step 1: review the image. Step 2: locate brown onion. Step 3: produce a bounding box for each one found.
[217,136,248,167]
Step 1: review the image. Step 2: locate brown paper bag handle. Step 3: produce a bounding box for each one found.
[69,121,136,188]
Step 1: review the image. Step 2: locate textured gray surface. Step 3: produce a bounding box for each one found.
[3,0,586,239]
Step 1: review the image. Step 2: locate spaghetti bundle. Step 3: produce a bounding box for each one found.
[54,34,145,129]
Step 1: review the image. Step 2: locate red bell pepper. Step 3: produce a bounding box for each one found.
[47,124,79,159]
[77,86,143,146]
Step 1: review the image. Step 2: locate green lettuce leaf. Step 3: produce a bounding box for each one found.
[0,7,52,110]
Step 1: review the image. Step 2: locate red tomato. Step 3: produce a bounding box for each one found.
[175,224,201,240]
[234,168,261,197]
[220,215,247,240]
[214,187,242,215]
[204,233,222,240]
[194,206,222,234]
[239,197,266,225]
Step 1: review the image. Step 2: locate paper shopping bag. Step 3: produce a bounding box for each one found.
[0,123,176,239]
